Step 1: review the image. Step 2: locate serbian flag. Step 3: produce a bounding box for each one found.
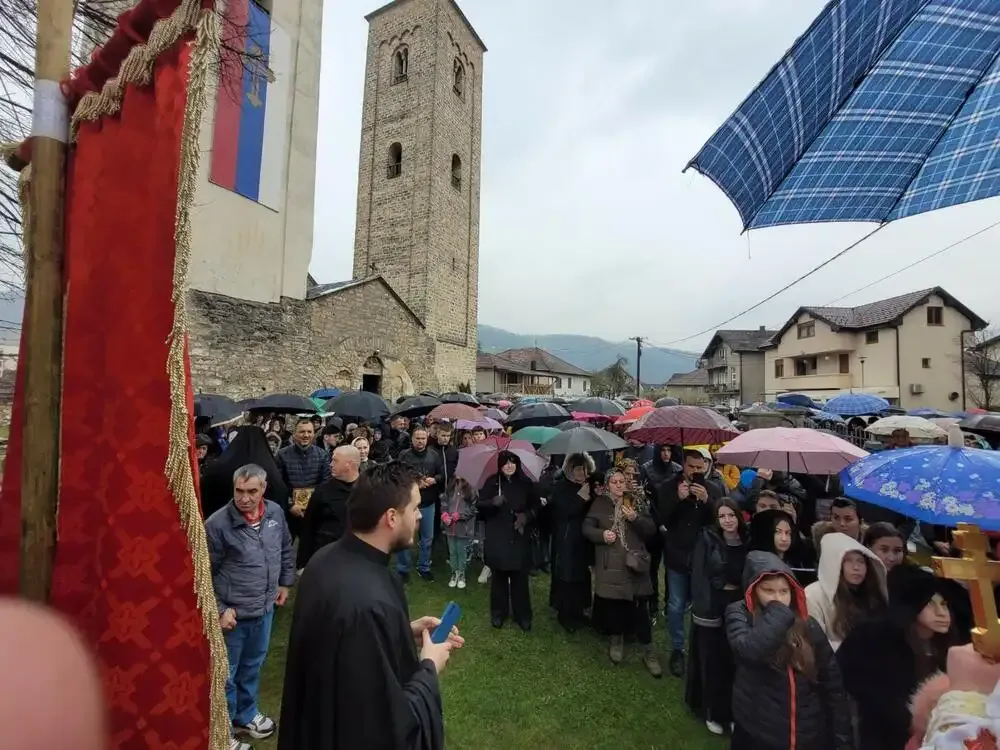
[209,0,291,211]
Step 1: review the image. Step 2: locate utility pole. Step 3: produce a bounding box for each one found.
[630,337,644,396]
[20,0,74,602]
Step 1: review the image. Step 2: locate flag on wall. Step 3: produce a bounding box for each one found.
[209,0,292,211]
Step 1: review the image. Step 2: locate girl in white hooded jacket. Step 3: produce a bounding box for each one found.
[806,531,888,651]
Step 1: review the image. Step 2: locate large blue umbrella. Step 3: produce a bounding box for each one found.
[776,393,819,409]
[824,393,890,417]
[841,445,1000,531]
[311,387,340,400]
[907,407,955,418]
[688,0,1000,229]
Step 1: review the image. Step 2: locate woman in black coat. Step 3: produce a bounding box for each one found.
[547,452,596,632]
[199,425,289,519]
[477,451,540,631]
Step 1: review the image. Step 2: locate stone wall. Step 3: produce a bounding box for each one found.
[187,280,440,400]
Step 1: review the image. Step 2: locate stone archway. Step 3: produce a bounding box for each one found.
[362,356,384,394]
[333,369,354,391]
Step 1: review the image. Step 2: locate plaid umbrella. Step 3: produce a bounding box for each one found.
[823,393,890,417]
[688,0,1000,229]
[625,405,739,446]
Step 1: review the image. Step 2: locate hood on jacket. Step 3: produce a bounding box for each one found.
[749,509,796,555]
[562,452,595,477]
[886,564,948,627]
[816,531,887,600]
[742,550,807,616]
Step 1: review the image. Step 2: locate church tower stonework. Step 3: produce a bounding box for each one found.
[353,0,485,390]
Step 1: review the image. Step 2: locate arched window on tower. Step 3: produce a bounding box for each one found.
[451,154,462,189]
[393,46,409,84]
[387,143,403,179]
[453,58,465,97]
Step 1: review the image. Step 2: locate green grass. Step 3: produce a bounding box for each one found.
[256,559,727,750]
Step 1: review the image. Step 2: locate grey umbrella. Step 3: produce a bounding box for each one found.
[538,425,628,456]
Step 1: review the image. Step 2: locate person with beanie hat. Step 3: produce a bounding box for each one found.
[838,565,967,750]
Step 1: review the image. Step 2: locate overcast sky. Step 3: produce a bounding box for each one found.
[311,0,1000,351]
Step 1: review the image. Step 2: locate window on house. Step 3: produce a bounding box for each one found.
[567,377,573,389]
[794,356,818,376]
[451,154,462,189]
[922,358,931,369]
[392,46,408,84]
[774,359,784,378]
[583,380,588,392]
[865,330,879,344]
[453,58,465,96]
[731,368,737,386]
[797,321,815,339]
[839,353,850,374]
[555,377,562,389]
[927,306,943,326]
[387,142,403,178]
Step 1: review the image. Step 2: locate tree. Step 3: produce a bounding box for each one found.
[966,328,1000,411]
[590,356,630,398]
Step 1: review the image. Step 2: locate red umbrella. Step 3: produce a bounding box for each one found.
[455,436,545,489]
[428,403,485,422]
[616,404,654,425]
[626,405,740,445]
[632,399,654,408]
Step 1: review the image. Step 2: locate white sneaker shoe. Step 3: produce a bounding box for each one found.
[448,571,458,588]
[705,720,725,736]
[229,739,252,750]
[457,572,466,589]
[478,565,491,584]
[236,713,275,740]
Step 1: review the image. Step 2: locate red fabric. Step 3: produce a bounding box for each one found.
[0,32,213,750]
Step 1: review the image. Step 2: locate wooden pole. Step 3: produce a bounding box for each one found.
[19,0,75,602]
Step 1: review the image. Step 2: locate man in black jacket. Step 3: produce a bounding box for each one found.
[641,444,682,619]
[656,449,721,677]
[296,445,360,571]
[396,425,444,582]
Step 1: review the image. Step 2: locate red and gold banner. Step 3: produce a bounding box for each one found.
[0,1,227,747]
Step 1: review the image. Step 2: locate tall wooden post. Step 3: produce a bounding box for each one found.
[19,0,76,602]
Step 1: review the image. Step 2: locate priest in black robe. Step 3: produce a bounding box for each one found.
[278,461,464,750]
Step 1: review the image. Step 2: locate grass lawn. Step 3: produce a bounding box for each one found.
[255,555,727,750]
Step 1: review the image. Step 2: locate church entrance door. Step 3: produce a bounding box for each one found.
[362,356,383,395]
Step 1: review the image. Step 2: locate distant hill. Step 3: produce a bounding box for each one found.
[477,324,699,385]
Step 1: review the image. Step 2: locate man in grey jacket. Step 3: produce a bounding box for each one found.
[206,463,295,749]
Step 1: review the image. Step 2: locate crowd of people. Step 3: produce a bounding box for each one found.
[196,407,987,750]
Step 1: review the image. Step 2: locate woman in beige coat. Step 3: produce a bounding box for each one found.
[583,468,661,677]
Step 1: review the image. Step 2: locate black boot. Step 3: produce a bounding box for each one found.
[668,650,685,678]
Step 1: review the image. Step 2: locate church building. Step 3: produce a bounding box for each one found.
[187,0,485,400]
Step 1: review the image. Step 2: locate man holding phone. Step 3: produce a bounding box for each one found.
[655,449,721,678]
[279,462,464,750]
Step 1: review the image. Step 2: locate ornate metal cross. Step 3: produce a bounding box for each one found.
[932,523,1000,660]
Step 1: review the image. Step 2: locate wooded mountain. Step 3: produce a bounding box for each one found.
[478,324,699,385]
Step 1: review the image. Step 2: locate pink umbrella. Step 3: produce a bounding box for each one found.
[571,411,615,424]
[457,417,503,431]
[632,399,654,408]
[714,427,868,476]
[428,403,484,422]
[497,399,512,409]
[626,405,739,446]
[456,436,546,489]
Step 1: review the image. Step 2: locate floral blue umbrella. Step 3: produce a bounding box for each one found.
[840,445,1000,531]
[823,393,890,417]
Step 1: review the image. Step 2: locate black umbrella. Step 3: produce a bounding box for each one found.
[440,391,479,406]
[393,394,442,418]
[194,394,243,427]
[958,413,1000,433]
[507,401,571,428]
[323,390,391,423]
[555,420,589,431]
[246,393,317,414]
[654,397,679,407]
[568,397,626,417]
[538,425,628,456]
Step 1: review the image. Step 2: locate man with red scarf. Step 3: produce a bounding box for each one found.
[206,463,296,750]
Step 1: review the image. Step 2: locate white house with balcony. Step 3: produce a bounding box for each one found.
[476,347,591,398]
[699,327,776,407]
[762,287,986,410]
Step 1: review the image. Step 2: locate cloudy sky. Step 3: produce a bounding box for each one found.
[310,0,1000,351]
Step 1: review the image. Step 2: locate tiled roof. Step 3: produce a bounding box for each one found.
[305,279,365,299]
[475,353,537,376]
[667,368,709,387]
[702,328,777,359]
[495,347,591,377]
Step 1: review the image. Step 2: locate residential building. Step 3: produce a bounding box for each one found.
[699,327,776,407]
[476,347,590,397]
[965,333,1000,411]
[763,288,986,409]
[663,369,709,405]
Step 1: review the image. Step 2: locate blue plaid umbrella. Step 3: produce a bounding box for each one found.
[687,0,1000,229]
[823,393,890,416]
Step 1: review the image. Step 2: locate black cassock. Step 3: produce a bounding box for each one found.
[277,533,444,750]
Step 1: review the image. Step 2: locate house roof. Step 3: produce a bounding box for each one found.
[769,286,987,345]
[305,276,424,328]
[365,0,487,51]
[494,347,591,377]
[667,368,709,387]
[701,328,777,359]
[476,353,538,376]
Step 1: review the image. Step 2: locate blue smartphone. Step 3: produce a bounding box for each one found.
[431,601,462,644]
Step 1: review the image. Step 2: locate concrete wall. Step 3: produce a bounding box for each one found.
[739,351,766,404]
[188,0,323,302]
[353,0,483,389]
[553,375,589,399]
[896,293,972,410]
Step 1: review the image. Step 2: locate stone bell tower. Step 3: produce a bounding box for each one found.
[353,0,485,390]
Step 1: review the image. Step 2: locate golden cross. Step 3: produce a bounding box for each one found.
[245,44,276,109]
[932,523,1000,660]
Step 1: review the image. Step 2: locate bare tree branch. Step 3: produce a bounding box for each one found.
[966,328,1000,411]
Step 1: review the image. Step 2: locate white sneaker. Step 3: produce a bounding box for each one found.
[229,739,252,750]
[236,713,275,740]
[478,565,491,584]
[457,572,466,589]
[705,720,725,736]
[448,571,458,588]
